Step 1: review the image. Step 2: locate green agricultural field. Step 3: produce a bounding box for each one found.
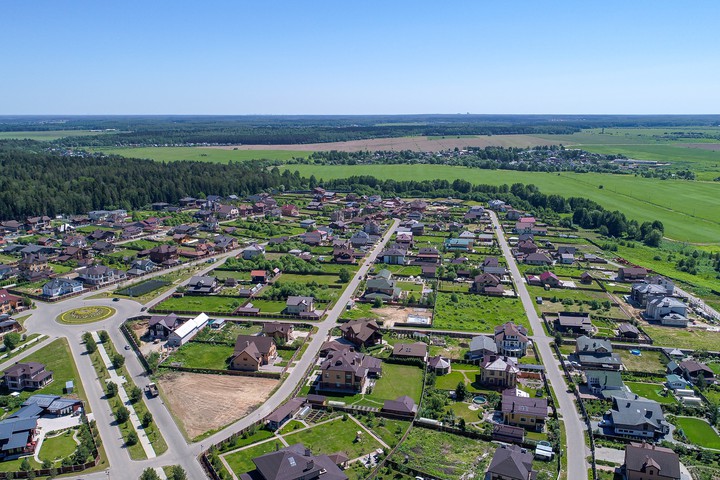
[0,130,107,141]
[433,293,528,333]
[165,342,233,370]
[277,273,342,285]
[94,146,309,163]
[285,164,720,243]
[676,417,720,449]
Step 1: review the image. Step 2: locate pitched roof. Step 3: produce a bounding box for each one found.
[487,445,535,480]
[392,342,427,358]
[234,335,276,356]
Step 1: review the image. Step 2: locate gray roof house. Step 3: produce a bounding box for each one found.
[574,336,622,370]
[239,443,347,480]
[486,444,537,480]
[609,394,670,440]
[468,335,498,360]
[586,370,627,399]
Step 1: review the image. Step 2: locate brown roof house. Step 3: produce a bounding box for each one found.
[618,267,649,282]
[391,342,428,362]
[148,313,181,338]
[381,395,417,417]
[319,350,382,393]
[486,444,537,480]
[339,319,382,348]
[285,296,317,317]
[480,355,519,389]
[230,335,277,371]
[3,362,53,391]
[239,443,348,480]
[623,442,681,480]
[501,390,548,432]
[262,322,294,344]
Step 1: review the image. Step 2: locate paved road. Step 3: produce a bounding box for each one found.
[18,221,399,479]
[489,211,587,480]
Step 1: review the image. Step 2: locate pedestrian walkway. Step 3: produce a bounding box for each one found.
[91,331,156,459]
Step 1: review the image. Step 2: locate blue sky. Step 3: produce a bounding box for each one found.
[1,1,719,114]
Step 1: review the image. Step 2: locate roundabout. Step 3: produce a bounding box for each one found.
[57,306,116,324]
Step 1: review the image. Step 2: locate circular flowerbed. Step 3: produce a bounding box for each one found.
[57,306,116,324]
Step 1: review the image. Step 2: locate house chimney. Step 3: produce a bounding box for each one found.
[306,460,314,471]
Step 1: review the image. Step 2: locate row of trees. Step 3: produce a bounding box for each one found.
[0,141,310,220]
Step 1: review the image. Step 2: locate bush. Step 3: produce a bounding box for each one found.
[99,331,110,343]
[106,381,118,398]
[142,411,153,427]
[3,332,21,351]
[126,431,138,446]
[129,386,142,403]
[167,466,188,480]
[140,467,161,480]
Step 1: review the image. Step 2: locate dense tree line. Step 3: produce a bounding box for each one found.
[0,141,307,220]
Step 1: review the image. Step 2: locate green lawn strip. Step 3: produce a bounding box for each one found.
[676,417,720,449]
[100,336,168,455]
[366,419,411,448]
[433,293,528,333]
[277,419,305,435]
[281,417,381,459]
[393,426,495,480]
[217,427,275,454]
[154,294,242,313]
[278,273,342,285]
[0,456,43,472]
[625,382,675,404]
[341,303,381,320]
[248,299,287,313]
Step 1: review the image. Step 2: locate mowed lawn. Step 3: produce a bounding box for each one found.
[282,417,382,459]
[433,293,529,333]
[154,295,241,313]
[625,382,675,404]
[284,164,720,243]
[371,363,424,403]
[224,440,280,475]
[617,350,667,374]
[94,146,309,163]
[17,338,87,403]
[165,342,233,370]
[676,417,720,449]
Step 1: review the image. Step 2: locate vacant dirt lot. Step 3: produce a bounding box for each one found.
[157,372,278,439]
[680,143,720,151]
[209,134,556,153]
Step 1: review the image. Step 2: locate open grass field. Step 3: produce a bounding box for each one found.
[625,382,675,404]
[0,130,107,141]
[212,134,557,153]
[433,293,529,333]
[642,325,720,350]
[675,417,720,449]
[19,338,86,402]
[282,417,382,458]
[92,146,309,163]
[165,342,233,369]
[154,294,241,313]
[393,427,495,480]
[370,363,424,403]
[38,430,78,463]
[618,350,667,374]
[284,164,720,243]
[224,439,280,475]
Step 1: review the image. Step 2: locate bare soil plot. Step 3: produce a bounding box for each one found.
[157,372,278,439]
[209,134,556,153]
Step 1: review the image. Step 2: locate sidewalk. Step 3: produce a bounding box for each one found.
[91,331,156,459]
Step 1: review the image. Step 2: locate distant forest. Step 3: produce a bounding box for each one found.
[0,141,308,219]
[2,114,720,147]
